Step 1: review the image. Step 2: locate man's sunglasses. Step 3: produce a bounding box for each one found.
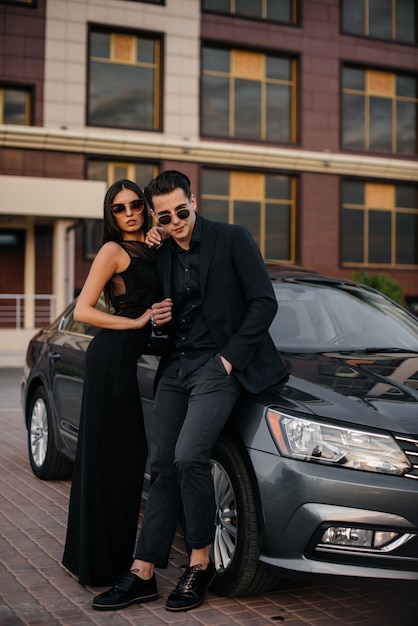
[110,199,145,215]
[155,208,190,225]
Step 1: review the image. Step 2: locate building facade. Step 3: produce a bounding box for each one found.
[0,0,417,350]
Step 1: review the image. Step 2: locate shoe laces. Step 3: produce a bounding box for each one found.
[176,564,203,592]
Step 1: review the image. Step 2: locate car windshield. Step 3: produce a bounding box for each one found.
[270,279,418,353]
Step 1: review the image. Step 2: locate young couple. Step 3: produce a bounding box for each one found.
[63,170,288,613]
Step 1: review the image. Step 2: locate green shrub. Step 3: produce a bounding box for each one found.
[352,271,406,306]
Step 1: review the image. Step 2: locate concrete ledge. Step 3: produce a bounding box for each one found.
[0,352,25,368]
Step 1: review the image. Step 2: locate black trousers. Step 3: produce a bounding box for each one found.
[135,353,243,568]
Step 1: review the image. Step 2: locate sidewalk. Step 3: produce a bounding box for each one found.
[1,370,417,626]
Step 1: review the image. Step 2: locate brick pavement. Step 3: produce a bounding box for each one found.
[1,367,417,626]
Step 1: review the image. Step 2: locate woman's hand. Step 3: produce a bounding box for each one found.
[134,309,153,329]
[145,226,168,248]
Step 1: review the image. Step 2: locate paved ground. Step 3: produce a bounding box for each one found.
[1,366,417,626]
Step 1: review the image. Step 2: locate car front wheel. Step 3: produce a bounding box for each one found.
[210,434,279,596]
[27,386,72,480]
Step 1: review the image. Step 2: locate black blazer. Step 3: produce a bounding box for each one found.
[155,215,288,394]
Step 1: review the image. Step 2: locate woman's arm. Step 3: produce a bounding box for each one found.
[74,242,151,330]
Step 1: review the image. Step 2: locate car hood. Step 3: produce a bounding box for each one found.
[273,351,418,434]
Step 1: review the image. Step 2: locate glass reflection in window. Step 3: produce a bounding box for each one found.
[342,0,417,44]
[342,66,417,155]
[88,29,160,131]
[201,168,296,263]
[202,0,297,23]
[202,45,296,143]
[0,87,30,125]
[342,180,418,268]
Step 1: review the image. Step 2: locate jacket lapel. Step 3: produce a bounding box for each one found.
[199,217,217,296]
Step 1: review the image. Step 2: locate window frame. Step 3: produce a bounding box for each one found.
[86,24,163,132]
[201,43,298,144]
[201,0,299,25]
[0,0,36,6]
[200,167,297,263]
[121,0,164,4]
[341,64,418,155]
[341,179,418,269]
[0,83,33,125]
[341,0,417,45]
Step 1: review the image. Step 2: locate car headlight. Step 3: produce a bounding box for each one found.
[267,409,411,475]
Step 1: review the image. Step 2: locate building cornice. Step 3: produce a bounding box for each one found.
[1,125,417,182]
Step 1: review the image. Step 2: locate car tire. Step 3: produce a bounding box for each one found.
[210,434,279,597]
[27,386,72,481]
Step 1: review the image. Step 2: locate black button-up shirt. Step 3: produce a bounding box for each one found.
[163,214,218,378]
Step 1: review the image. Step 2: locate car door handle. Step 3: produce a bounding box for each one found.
[48,352,61,363]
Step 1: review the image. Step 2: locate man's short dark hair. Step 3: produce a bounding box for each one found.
[144,170,191,210]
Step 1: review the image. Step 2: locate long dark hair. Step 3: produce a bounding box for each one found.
[101,179,149,308]
[102,179,149,245]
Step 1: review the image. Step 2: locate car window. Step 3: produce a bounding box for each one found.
[271,281,418,352]
[58,298,107,337]
[67,317,98,336]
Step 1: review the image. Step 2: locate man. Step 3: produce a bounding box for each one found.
[92,170,288,612]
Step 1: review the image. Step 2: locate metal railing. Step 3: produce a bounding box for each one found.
[0,294,56,329]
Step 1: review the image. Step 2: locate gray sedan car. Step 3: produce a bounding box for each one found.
[21,264,418,596]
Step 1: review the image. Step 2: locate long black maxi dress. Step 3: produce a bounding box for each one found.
[62,241,159,587]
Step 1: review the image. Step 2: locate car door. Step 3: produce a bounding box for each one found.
[48,307,96,455]
[137,335,165,473]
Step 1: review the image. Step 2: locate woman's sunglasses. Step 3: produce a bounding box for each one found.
[111,199,145,215]
[155,208,190,225]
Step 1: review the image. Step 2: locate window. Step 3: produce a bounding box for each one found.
[1,0,35,5]
[85,160,159,257]
[202,0,298,24]
[0,86,31,125]
[0,232,19,247]
[342,66,417,155]
[342,180,418,267]
[87,160,157,187]
[88,28,161,131]
[202,45,297,143]
[342,0,417,45]
[201,168,296,262]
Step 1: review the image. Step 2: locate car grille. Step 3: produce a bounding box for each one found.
[395,435,418,479]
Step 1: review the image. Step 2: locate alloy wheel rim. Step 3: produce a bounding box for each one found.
[30,398,48,467]
[211,460,238,572]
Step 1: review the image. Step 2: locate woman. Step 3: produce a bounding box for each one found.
[62,179,160,587]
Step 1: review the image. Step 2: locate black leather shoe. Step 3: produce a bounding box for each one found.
[92,570,158,611]
[165,559,216,612]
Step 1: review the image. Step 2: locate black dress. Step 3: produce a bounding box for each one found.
[62,241,159,587]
